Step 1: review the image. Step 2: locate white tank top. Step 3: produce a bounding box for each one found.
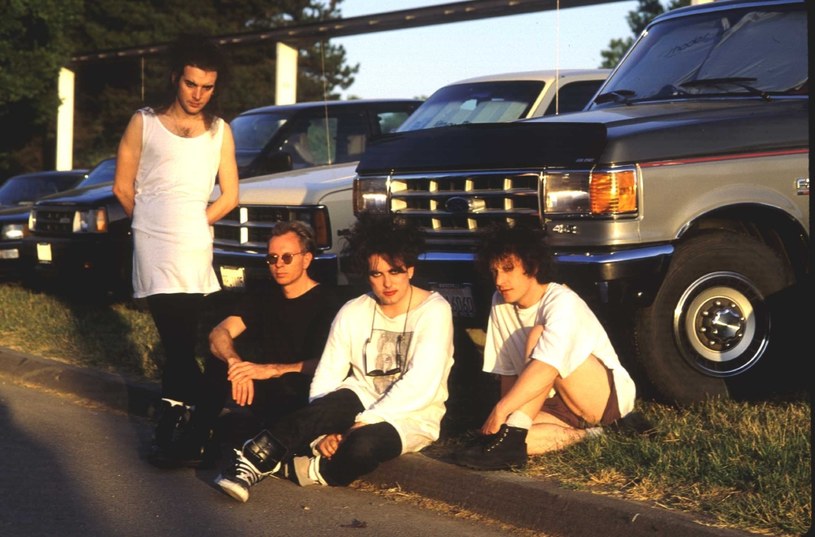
[130,108,223,297]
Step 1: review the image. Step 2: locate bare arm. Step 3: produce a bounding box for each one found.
[208,315,247,365]
[112,113,143,218]
[206,122,239,225]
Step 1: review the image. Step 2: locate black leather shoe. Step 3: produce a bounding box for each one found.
[152,401,191,451]
[148,425,219,469]
[452,424,528,471]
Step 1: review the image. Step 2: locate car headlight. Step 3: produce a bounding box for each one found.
[1,223,26,241]
[353,175,390,214]
[73,208,109,233]
[543,167,638,216]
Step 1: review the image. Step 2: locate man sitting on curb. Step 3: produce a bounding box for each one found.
[451,223,637,471]
[149,221,340,468]
[214,215,455,502]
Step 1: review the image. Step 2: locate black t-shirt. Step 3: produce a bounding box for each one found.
[231,280,340,366]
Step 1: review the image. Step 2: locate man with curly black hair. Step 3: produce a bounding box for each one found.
[451,223,637,471]
[214,215,455,502]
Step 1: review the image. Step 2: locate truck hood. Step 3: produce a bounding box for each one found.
[33,182,114,207]
[212,162,357,205]
[357,99,808,171]
[0,205,30,224]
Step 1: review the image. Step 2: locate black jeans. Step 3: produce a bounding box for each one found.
[268,388,402,486]
[194,353,312,432]
[146,293,204,404]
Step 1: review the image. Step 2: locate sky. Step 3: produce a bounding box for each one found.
[332,0,640,100]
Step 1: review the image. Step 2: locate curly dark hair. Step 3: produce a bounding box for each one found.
[342,214,426,275]
[475,222,552,283]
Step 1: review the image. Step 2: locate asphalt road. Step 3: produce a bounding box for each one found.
[0,376,544,537]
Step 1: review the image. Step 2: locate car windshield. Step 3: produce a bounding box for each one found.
[0,173,83,207]
[593,4,807,105]
[76,158,117,188]
[397,80,545,131]
[231,111,294,168]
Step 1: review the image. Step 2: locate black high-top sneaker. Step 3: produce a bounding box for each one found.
[452,424,528,471]
[214,430,288,503]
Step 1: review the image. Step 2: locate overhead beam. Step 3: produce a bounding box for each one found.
[69,0,616,64]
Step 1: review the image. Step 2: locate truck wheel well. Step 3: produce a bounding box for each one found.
[681,205,810,282]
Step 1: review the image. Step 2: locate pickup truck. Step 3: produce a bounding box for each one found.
[212,69,610,293]
[24,99,420,296]
[352,0,809,404]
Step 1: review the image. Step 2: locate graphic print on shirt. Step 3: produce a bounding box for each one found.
[365,328,413,394]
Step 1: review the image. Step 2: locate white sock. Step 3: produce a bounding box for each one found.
[506,411,533,430]
[308,455,328,486]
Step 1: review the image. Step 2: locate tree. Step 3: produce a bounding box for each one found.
[1,0,359,174]
[69,0,359,168]
[0,0,83,177]
[599,0,690,69]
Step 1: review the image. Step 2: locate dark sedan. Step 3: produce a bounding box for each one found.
[0,158,116,279]
[0,169,89,279]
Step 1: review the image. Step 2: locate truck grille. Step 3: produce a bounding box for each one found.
[31,207,74,234]
[386,170,542,250]
[212,205,332,251]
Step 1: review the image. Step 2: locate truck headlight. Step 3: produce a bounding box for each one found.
[73,208,109,233]
[353,176,390,214]
[1,223,25,240]
[544,167,637,216]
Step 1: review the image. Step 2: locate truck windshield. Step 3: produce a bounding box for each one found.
[397,81,545,131]
[231,111,294,169]
[594,4,807,105]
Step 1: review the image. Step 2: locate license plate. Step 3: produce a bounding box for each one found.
[219,265,246,289]
[0,248,20,260]
[36,242,52,263]
[432,283,475,318]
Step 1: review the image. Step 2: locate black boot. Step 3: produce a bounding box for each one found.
[153,422,220,469]
[147,400,192,468]
[452,424,528,471]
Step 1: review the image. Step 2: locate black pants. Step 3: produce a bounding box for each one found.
[194,353,312,432]
[146,293,205,404]
[268,389,402,486]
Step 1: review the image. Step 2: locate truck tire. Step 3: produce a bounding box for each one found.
[632,231,794,405]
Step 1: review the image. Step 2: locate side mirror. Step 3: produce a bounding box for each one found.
[257,150,293,175]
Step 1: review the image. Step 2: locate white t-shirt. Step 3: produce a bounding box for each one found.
[483,282,636,416]
[310,291,454,453]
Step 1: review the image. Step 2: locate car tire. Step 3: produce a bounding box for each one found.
[632,231,794,405]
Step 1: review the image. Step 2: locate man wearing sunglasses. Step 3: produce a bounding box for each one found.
[214,215,455,502]
[149,221,340,469]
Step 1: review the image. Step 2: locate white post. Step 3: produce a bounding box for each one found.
[56,67,75,170]
[275,42,298,105]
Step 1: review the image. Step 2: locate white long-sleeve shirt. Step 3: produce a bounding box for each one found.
[310,291,454,453]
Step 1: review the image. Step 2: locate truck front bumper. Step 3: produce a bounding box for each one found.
[415,243,675,322]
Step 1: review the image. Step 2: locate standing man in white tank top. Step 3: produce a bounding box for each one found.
[113,34,239,465]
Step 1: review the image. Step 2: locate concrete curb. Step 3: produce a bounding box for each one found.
[0,347,758,537]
